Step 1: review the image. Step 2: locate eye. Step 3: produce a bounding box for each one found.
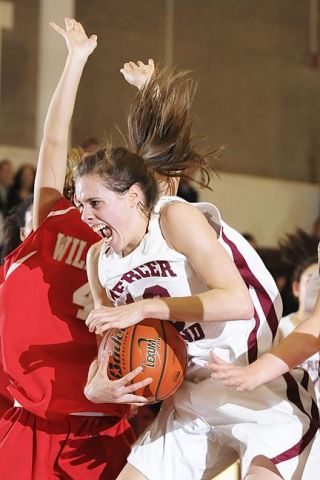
[90,200,102,209]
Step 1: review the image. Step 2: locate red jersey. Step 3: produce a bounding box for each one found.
[0,265,14,416]
[0,197,129,420]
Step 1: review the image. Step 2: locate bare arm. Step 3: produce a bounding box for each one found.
[145,201,254,322]
[33,18,97,229]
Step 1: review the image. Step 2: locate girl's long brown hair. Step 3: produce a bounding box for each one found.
[127,67,213,189]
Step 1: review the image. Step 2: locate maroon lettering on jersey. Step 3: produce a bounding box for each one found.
[109,260,177,301]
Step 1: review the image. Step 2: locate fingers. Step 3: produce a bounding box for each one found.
[49,22,66,37]
[121,394,149,405]
[116,365,143,386]
[65,17,73,31]
[123,377,153,395]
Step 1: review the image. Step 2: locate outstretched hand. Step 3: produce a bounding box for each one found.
[50,18,97,59]
[84,351,152,405]
[206,352,258,392]
[120,59,155,90]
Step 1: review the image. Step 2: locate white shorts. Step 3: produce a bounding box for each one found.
[128,368,319,480]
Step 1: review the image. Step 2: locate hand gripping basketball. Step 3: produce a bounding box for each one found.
[99,319,188,402]
[84,351,153,405]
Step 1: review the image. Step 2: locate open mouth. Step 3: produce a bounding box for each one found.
[92,224,113,242]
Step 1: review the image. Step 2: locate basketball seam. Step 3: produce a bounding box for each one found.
[130,324,138,388]
[156,321,168,401]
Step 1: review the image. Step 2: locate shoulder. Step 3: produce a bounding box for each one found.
[160,199,204,224]
[159,200,217,253]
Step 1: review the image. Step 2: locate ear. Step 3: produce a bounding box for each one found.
[127,183,143,207]
[292,280,300,298]
[20,227,26,242]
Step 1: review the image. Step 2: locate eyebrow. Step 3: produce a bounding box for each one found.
[80,197,102,203]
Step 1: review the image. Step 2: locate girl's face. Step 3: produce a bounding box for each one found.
[294,263,320,314]
[75,174,147,255]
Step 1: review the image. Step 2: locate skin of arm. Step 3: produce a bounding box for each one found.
[207,292,320,391]
[33,18,97,230]
[86,201,254,334]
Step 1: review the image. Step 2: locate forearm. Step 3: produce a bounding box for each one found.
[142,289,253,323]
[42,53,88,144]
[248,320,320,389]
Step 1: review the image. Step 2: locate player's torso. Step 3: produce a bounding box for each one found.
[98,197,280,364]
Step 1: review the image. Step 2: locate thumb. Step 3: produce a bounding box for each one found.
[86,358,99,384]
[96,345,111,379]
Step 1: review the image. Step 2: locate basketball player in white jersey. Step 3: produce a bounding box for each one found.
[74,69,319,479]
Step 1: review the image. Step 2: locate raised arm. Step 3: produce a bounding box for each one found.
[33,18,97,229]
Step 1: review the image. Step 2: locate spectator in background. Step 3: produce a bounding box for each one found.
[7,164,35,211]
[0,194,34,266]
[312,214,320,240]
[242,232,258,249]
[0,159,14,217]
[277,229,320,405]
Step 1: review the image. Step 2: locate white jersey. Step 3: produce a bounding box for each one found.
[279,313,320,406]
[98,196,282,365]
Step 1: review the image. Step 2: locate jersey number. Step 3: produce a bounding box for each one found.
[73,282,94,320]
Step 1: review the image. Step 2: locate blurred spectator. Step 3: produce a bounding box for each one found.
[0,159,14,217]
[311,215,320,240]
[242,232,258,249]
[0,194,34,265]
[278,229,320,403]
[177,178,199,203]
[7,164,35,211]
[257,247,297,316]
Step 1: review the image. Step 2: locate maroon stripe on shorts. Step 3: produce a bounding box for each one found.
[221,229,279,362]
[271,372,319,463]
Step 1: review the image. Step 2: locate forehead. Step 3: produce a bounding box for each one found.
[75,174,110,200]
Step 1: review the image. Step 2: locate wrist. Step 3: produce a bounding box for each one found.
[67,51,90,65]
[141,298,169,320]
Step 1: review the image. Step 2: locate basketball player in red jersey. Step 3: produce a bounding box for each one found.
[0,197,33,417]
[0,19,152,479]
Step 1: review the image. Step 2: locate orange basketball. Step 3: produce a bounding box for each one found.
[99,319,187,401]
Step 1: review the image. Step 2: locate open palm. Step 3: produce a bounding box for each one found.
[50,18,97,58]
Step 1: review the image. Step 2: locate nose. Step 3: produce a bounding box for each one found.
[81,205,94,224]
